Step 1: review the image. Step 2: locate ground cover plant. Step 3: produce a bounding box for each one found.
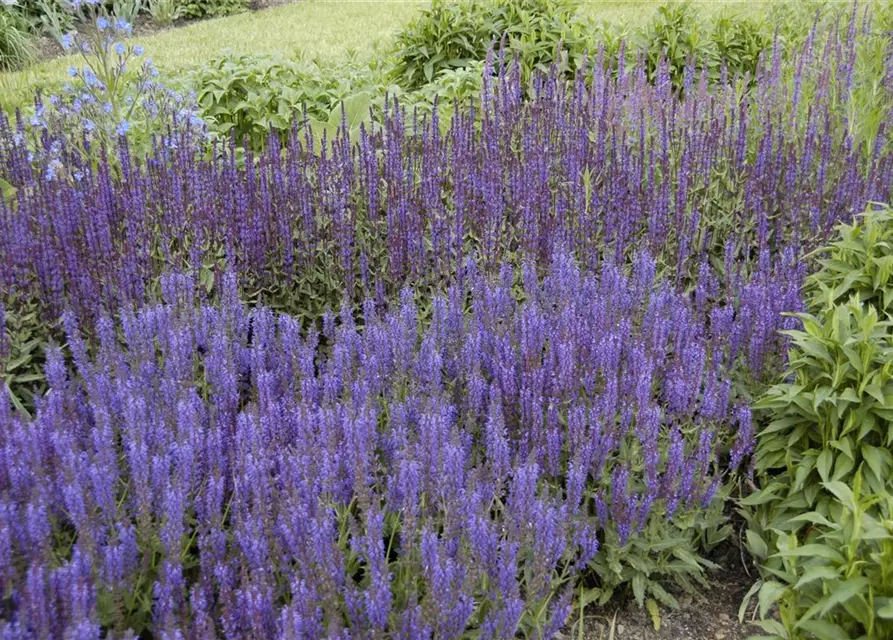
[3,1,893,638]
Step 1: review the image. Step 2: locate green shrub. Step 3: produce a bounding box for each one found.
[637,2,770,91]
[807,207,893,314]
[178,0,246,20]
[191,52,388,149]
[391,0,592,91]
[709,12,769,82]
[191,51,483,151]
[742,472,893,640]
[0,2,36,72]
[147,0,181,26]
[391,0,491,88]
[742,206,893,639]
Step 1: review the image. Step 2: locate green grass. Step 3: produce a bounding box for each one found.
[0,0,805,112]
[1,1,425,111]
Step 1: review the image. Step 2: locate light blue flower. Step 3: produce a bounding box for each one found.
[116,120,130,135]
[114,43,126,55]
[83,118,95,132]
[103,102,113,114]
[134,45,144,56]
[68,66,78,77]
[96,17,109,31]
[61,33,74,50]
[115,18,131,34]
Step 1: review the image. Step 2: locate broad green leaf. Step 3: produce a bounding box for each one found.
[746,530,768,560]
[757,580,787,619]
[797,619,852,640]
[774,544,845,563]
[816,448,832,483]
[823,481,856,512]
[793,565,838,589]
[646,599,661,632]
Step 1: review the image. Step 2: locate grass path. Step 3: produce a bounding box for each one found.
[1,0,773,111]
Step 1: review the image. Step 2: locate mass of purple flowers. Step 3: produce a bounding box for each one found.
[1,256,762,636]
[1,6,891,638]
[1,15,883,324]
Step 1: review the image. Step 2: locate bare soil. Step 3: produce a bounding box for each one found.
[570,544,766,640]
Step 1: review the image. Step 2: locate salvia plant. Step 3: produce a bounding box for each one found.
[0,254,757,636]
[2,11,883,327]
[0,3,893,637]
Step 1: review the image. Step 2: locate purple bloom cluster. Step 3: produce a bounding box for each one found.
[0,16,883,326]
[0,9,886,636]
[0,254,772,636]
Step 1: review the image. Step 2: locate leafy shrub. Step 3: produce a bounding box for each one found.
[807,207,893,314]
[709,12,769,82]
[391,0,494,89]
[743,206,893,639]
[147,0,180,26]
[742,473,893,640]
[191,52,385,149]
[0,1,36,71]
[191,51,480,150]
[637,2,770,90]
[178,0,246,20]
[391,0,592,90]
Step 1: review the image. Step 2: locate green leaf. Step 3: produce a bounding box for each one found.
[816,448,832,483]
[819,578,869,616]
[774,544,845,563]
[646,599,661,632]
[861,443,886,480]
[793,565,838,590]
[632,574,645,606]
[823,481,856,512]
[746,530,768,560]
[757,581,787,619]
[797,619,852,640]
[876,598,893,619]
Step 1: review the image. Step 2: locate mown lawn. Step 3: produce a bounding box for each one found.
[0,1,423,110]
[0,0,773,112]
